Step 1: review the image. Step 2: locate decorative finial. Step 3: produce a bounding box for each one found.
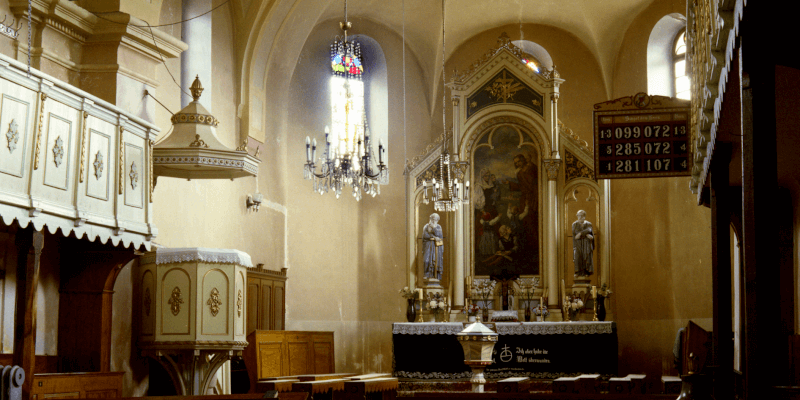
[190,75,204,101]
[339,21,352,32]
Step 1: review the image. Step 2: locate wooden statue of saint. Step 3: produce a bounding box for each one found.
[572,210,594,277]
[423,213,444,281]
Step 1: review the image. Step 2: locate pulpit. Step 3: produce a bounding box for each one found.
[134,247,250,395]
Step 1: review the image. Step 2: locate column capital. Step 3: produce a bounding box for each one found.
[451,96,460,106]
[543,159,562,181]
[550,93,560,103]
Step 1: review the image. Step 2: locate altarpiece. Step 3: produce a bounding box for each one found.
[405,35,611,320]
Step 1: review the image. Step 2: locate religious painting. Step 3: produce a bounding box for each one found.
[472,125,540,276]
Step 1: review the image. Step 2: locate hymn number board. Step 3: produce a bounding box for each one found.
[593,93,691,179]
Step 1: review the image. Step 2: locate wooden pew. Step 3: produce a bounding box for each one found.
[343,377,398,400]
[292,378,346,400]
[297,373,358,382]
[257,379,301,393]
[609,374,647,394]
[496,377,530,393]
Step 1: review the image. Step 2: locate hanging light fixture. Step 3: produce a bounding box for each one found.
[422,0,469,212]
[303,0,387,201]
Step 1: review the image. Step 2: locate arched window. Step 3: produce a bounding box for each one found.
[673,31,690,100]
[647,14,686,97]
[328,34,388,183]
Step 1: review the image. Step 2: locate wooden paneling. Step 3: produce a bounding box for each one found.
[30,372,124,400]
[244,331,334,393]
[246,267,286,334]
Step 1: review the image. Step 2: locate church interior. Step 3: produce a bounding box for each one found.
[0,0,795,399]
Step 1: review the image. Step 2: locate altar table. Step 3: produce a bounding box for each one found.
[392,321,617,379]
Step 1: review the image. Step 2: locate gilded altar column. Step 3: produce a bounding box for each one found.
[543,159,561,311]
[545,91,561,311]
[452,95,465,308]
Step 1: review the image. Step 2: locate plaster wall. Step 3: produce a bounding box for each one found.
[610,0,712,378]
[285,17,428,373]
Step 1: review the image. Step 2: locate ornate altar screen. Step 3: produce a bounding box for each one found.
[405,34,611,320]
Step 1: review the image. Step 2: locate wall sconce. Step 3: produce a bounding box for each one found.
[246,193,263,212]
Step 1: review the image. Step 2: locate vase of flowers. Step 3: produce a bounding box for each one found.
[565,294,585,321]
[597,284,612,321]
[516,277,540,322]
[399,287,418,322]
[470,279,496,322]
[533,303,550,322]
[462,303,480,322]
[426,292,448,322]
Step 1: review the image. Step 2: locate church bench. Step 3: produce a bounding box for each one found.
[660,376,681,394]
[402,392,679,399]
[343,377,398,400]
[496,377,530,393]
[297,373,358,382]
[347,373,392,380]
[292,378,347,400]
[609,374,647,394]
[257,379,301,393]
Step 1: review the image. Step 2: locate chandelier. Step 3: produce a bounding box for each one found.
[303,0,387,201]
[422,0,469,212]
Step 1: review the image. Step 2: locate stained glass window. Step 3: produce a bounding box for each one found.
[329,37,366,163]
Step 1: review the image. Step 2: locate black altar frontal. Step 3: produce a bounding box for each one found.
[392,321,617,379]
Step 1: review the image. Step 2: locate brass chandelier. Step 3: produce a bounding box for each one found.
[422,0,469,212]
[303,0,387,200]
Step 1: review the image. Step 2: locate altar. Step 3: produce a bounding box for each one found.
[392,322,617,380]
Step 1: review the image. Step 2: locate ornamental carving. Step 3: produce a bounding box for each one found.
[34,93,47,170]
[207,288,222,317]
[543,159,561,181]
[189,134,209,148]
[168,287,184,316]
[79,112,88,183]
[564,150,594,182]
[93,151,104,179]
[129,161,138,190]
[237,289,243,317]
[52,136,64,167]
[144,288,151,316]
[467,69,543,119]
[6,119,19,153]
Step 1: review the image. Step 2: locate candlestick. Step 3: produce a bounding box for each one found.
[591,285,597,299]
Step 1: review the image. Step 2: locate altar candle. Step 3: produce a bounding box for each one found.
[417,288,423,300]
[592,285,597,298]
[540,297,544,307]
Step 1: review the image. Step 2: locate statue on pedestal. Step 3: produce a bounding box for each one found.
[572,210,594,277]
[423,213,444,282]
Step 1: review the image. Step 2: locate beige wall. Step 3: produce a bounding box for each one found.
[610,0,712,377]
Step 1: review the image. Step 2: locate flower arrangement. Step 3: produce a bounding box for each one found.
[516,277,540,309]
[532,303,549,318]
[470,278,496,311]
[565,293,585,320]
[597,283,612,297]
[426,292,448,321]
[398,286,417,299]
[461,303,481,316]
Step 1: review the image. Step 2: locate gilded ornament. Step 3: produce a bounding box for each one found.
[485,70,523,102]
[149,140,154,203]
[531,99,541,106]
[129,161,139,190]
[79,111,88,182]
[6,119,19,153]
[237,289,243,317]
[144,288,151,316]
[564,150,594,182]
[189,134,209,148]
[543,159,561,181]
[93,151,104,179]
[33,93,47,170]
[235,139,248,152]
[190,75,204,101]
[52,136,64,167]
[168,286,184,316]
[207,288,222,317]
[119,127,124,195]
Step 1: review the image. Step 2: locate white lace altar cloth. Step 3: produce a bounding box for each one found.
[144,247,253,267]
[392,321,614,335]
